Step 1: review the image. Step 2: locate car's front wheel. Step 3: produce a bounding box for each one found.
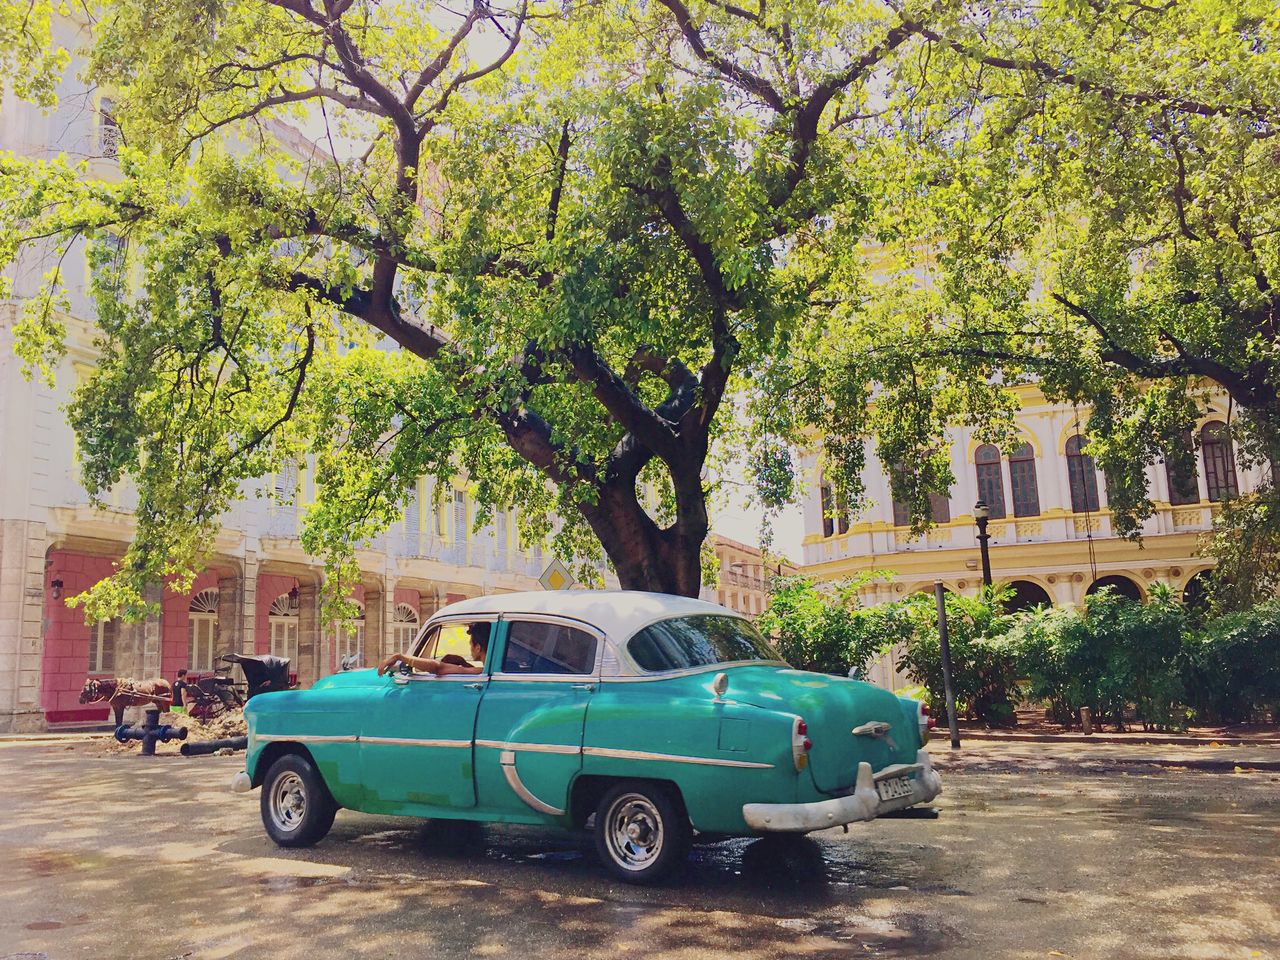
[260,753,338,848]
[593,781,691,884]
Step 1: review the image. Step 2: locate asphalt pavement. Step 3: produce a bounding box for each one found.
[0,739,1276,960]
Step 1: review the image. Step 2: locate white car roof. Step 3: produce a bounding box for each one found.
[432,590,742,641]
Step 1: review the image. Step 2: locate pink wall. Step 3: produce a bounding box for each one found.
[42,553,238,723]
[41,551,121,722]
[160,569,223,677]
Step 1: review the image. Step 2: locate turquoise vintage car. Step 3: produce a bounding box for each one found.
[233,591,942,882]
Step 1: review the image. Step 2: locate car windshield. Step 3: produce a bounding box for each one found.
[627,615,785,673]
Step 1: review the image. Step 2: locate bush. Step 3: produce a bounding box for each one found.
[758,577,911,677]
[1182,601,1280,724]
[897,590,1023,727]
[1009,588,1186,729]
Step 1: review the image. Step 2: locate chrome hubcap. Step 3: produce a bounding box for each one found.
[269,772,307,833]
[605,794,663,871]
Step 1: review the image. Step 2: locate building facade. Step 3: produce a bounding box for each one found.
[0,25,571,731]
[799,385,1267,613]
[707,535,798,618]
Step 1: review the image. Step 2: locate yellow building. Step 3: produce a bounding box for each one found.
[800,385,1264,613]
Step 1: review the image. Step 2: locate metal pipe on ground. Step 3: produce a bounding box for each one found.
[115,708,188,756]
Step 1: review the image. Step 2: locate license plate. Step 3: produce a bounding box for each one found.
[876,776,914,802]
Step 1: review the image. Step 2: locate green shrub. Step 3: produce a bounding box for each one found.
[1009,588,1186,729]
[758,577,911,676]
[897,590,1023,727]
[1183,601,1280,724]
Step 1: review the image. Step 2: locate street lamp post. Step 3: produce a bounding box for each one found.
[973,500,993,589]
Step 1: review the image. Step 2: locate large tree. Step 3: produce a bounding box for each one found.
[1,0,991,611]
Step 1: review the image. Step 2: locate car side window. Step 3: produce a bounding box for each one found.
[414,625,440,658]
[501,620,598,676]
[416,622,489,668]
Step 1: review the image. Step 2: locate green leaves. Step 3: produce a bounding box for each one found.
[861,0,1280,539]
[758,574,908,677]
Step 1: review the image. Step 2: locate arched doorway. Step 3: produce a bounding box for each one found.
[188,588,219,671]
[333,602,365,669]
[1005,580,1052,612]
[1182,570,1214,613]
[268,592,300,664]
[392,603,420,650]
[1086,575,1143,602]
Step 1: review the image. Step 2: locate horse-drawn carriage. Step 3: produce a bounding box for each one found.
[80,654,298,726]
[187,654,298,720]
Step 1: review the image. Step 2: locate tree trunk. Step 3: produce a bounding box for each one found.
[580,476,706,597]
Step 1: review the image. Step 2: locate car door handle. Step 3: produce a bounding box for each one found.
[463,682,485,691]
[571,683,595,692]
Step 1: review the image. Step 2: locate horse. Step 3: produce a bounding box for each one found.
[79,677,173,728]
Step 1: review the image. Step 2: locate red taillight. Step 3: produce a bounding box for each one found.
[802,737,812,751]
[796,720,808,735]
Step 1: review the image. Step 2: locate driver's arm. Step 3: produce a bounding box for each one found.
[377,652,441,676]
[433,660,483,676]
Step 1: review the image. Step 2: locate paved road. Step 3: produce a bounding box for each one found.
[0,740,1276,960]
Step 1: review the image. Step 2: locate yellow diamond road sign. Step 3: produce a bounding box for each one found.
[539,558,574,591]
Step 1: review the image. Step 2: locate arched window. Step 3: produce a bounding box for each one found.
[392,603,420,650]
[974,444,1006,519]
[1201,421,1238,503]
[819,481,850,537]
[890,464,951,526]
[1165,430,1199,505]
[188,588,219,671]
[268,592,300,664]
[1065,436,1100,514]
[1008,443,1040,517]
[334,602,365,666]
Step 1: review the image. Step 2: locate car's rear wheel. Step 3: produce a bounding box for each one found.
[260,753,337,848]
[593,781,690,884]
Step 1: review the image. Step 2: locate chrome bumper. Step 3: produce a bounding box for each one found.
[743,749,942,833]
[230,771,252,794]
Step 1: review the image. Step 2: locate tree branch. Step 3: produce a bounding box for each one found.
[655,0,786,111]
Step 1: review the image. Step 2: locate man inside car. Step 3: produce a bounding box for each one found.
[377,622,489,677]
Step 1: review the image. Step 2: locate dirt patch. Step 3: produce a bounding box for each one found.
[100,709,246,755]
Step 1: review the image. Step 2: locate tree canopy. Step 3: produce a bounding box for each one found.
[814,0,1280,598]
[2,0,1277,614]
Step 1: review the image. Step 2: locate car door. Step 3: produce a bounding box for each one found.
[358,615,496,812]
[472,615,601,819]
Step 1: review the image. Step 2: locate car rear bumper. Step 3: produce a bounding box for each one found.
[742,749,942,833]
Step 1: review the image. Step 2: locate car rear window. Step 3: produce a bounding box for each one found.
[627,615,784,673]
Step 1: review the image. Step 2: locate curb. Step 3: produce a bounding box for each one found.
[935,750,1280,773]
[954,731,1279,748]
